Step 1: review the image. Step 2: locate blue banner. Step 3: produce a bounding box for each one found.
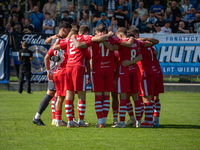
[141,34,200,75]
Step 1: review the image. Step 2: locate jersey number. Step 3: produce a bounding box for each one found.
[70,42,75,55]
[147,47,154,61]
[100,43,109,57]
[131,49,136,60]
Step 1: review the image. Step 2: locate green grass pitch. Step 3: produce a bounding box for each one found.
[0,90,200,150]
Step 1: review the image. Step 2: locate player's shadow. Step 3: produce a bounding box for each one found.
[158,124,200,129]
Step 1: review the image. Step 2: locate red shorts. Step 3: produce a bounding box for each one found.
[118,72,140,94]
[140,74,159,97]
[91,71,113,92]
[158,71,164,93]
[54,73,66,96]
[66,66,86,92]
[112,71,118,93]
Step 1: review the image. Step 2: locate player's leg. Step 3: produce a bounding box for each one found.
[18,70,24,94]
[131,93,141,128]
[77,91,87,127]
[51,96,56,125]
[94,92,103,127]
[111,92,119,125]
[126,93,136,126]
[154,95,161,127]
[139,96,144,119]
[102,92,110,127]
[33,89,56,125]
[26,70,31,93]
[65,90,74,127]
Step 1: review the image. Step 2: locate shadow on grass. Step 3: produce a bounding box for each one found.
[158,124,200,129]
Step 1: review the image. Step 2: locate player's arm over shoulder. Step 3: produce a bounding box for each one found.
[119,37,134,47]
[102,40,119,51]
[91,31,114,42]
[122,54,143,67]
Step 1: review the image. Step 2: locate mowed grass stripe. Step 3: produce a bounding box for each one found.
[0,91,200,150]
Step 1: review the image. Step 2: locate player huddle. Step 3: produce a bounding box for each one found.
[33,21,164,128]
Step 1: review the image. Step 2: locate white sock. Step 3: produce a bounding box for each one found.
[35,112,41,119]
[98,118,103,124]
[103,117,107,124]
[120,121,125,125]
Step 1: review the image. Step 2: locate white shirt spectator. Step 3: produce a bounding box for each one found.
[43,19,55,34]
[160,27,172,33]
[135,8,148,18]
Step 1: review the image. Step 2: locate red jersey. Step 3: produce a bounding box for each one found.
[116,38,144,74]
[47,45,68,77]
[152,47,162,73]
[137,46,158,77]
[59,35,91,67]
[114,50,120,71]
[91,36,116,72]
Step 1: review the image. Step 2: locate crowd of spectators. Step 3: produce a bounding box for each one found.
[1,0,200,35]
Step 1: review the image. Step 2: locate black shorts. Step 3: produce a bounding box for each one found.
[48,81,56,91]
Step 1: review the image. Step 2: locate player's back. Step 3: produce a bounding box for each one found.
[92,36,116,72]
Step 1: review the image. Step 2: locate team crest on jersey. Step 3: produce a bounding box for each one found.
[28,45,47,74]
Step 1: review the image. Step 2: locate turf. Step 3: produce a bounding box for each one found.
[0,91,200,150]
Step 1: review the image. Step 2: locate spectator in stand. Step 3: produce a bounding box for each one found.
[189,0,197,8]
[43,12,55,34]
[71,23,80,30]
[61,10,73,24]
[79,13,92,34]
[177,21,190,33]
[96,13,112,30]
[171,14,183,33]
[77,3,92,23]
[67,5,75,22]
[8,4,25,24]
[136,15,147,33]
[190,13,200,33]
[155,22,162,33]
[171,1,181,20]
[129,11,141,27]
[91,0,104,11]
[160,21,172,33]
[112,6,127,28]
[93,4,104,27]
[155,13,166,27]
[135,2,148,18]
[165,8,173,22]
[147,10,157,24]
[28,0,40,13]
[43,0,57,20]
[112,19,119,33]
[124,0,131,21]
[135,0,141,10]
[107,0,117,20]
[116,0,128,16]
[187,7,197,26]
[197,4,200,13]
[13,22,22,33]
[30,6,45,32]
[144,21,156,33]
[0,9,5,32]
[181,0,193,21]
[108,26,113,32]
[23,19,34,33]
[10,15,23,31]
[150,0,164,17]
[1,0,11,11]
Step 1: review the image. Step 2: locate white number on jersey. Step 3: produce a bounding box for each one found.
[70,42,75,55]
[99,43,109,57]
[147,47,154,61]
[131,49,136,60]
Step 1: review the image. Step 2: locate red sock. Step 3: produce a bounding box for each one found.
[126,97,134,118]
[95,95,103,119]
[139,97,144,119]
[103,95,110,118]
[72,94,75,119]
[112,107,118,120]
[78,100,86,121]
[151,97,155,112]
[119,99,127,122]
[134,100,141,121]
[144,102,153,124]
[55,110,62,121]
[65,100,73,121]
[51,96,55,120]
[154,99,161,117]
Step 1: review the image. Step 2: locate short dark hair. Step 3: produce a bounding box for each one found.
[133,11,138,14]
[25,18,31,22]
[71,23,80,30]
[70,28,79,35]
[128,28,139,36]
[98,4,103,7]
[22,41,28,48]
[116,27,127,35]
[59,21,72,30]
[95,24,106,33]
[45,12,50,15]
[149,10,155,14]
[83,3,88,6]
[79,25,90,35]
